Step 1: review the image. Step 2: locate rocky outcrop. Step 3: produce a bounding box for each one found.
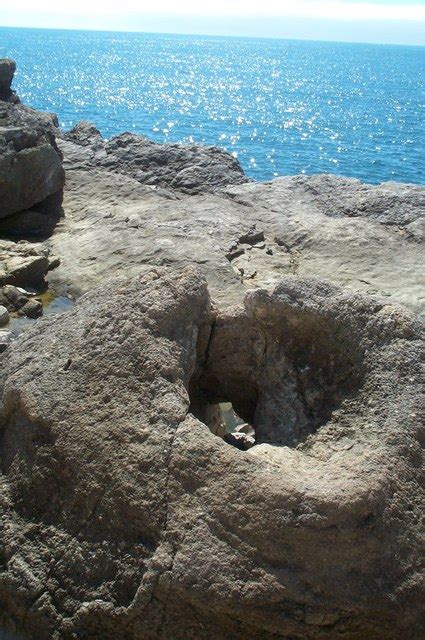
[0,59,19,104]
[48,145,425,314]
[63,120,103,147]
[64,122,248,194]
[0,268,422,639]
[0,61,423,640]
[0,61,65,235]
[0,102,65,226]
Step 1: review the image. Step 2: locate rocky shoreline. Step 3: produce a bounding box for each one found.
[0,60,424,639]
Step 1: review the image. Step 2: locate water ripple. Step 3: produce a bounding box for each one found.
[1,28,424,184]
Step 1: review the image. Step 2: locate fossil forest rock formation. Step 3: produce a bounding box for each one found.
[0,268,423,639]
[0,60,424,640]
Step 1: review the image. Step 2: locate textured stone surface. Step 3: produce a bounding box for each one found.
[20,298,43,319]
[0,305,9,326]
[48,140,425,314]
[0,59,19,104]
[0,102,64,222]
[0,240,57,288]
[0,268,423,639]
[0,329,12,353]
[64,123,248,194]
[0,286,29,313]
[63,121,103,147]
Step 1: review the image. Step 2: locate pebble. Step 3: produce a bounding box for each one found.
[0,329,12,352]
[21,299,43,319]
[0,305,10,326]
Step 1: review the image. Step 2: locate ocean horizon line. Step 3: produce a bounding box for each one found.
[1,23,424,49]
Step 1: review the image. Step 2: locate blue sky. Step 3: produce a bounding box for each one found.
[1,0,424,45]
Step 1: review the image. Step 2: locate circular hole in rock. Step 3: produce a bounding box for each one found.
[189,306,364,450]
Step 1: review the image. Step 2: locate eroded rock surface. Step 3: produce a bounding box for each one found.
[0,59,19,104]
[0,240,59,289]
[0,268,423,639]
[49,140,425,314]
[0,62,64,233]
[64,122,248,194]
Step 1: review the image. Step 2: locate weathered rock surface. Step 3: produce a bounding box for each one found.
[19,298,43,319]
[48,140,425,314]
[63,120,103,147]
[64,122,248,194]
[0,305,9,326]
[0,97,64,227]
[0,329,12,353]
[0,268,423,639]
[0,285,29,313]
[0,239,58,288]
[0,59,19,104]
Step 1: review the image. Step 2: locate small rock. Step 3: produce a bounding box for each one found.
[0,304,9,326]
[0,329,12,352]
[1,255,50,288]
[2,284,28,311]
[64,121,102,147]
[21,298,43,319]
[239,227,265,245]
[234,423,255,437]
[225,247,245,261]
[0,58,20,103]
[223,431,255,451]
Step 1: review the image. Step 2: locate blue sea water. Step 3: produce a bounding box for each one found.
[0,26,424,184]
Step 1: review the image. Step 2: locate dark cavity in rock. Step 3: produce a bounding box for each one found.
[189,283,364,448]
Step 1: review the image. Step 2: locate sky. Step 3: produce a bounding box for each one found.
[1,0,425,45]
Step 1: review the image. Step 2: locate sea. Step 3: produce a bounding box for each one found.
[0,26,424,185]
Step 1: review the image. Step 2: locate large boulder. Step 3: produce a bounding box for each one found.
[0,101,65,229]
[0,268,422,639]
[64,124,248,194]
[0,59,19,104]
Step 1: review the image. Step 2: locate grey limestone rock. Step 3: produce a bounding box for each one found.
[0,285,29,313]
[0,240,55,289]
[49,146,425,315]
[64,123,248,194]
[0,101,64,225]
[63,120,102,147]
[20,298,43,319]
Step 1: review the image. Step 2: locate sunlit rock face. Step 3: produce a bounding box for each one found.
[0,101,64,223]
[0,59,64,234]
[48,131,425,315]
[0,268,422,639]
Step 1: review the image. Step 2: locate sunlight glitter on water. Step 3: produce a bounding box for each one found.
[1,29,423,185]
